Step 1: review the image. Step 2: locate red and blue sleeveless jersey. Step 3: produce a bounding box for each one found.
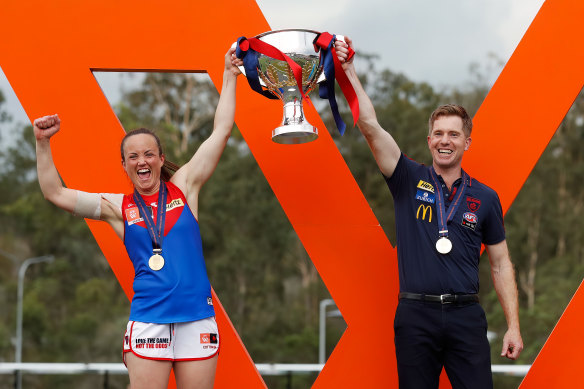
[385,154,506,295]
[122,181,214,323]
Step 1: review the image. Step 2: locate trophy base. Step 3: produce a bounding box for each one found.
[272,124,318,144]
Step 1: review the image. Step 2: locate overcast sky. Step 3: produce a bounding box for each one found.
[0,0,545,126]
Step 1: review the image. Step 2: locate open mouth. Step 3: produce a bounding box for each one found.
[438,149,453,155]
[137,168,152,180]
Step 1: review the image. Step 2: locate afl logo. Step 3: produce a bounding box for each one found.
[462,212,478,231]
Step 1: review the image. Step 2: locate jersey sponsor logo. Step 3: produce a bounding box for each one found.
[416,204,433,223]
[126,197,185,229]
[462,212,478,230]
[148,199,184,212]
[417,180,435,193]
[125,207,143,225]
[415,189,435,204]
[200,333,218,344]
[466,196,481,212]
[166,198,184,211]
[207,297,213,306]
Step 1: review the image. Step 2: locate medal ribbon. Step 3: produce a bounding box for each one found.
[235,36,307,102]
[133,180,167,252]
[313,32,359,135]
[429,167,468,239]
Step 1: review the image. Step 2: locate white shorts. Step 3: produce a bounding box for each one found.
[123,317,219,364]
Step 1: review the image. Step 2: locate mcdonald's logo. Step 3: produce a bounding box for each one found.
[416,204,433,222]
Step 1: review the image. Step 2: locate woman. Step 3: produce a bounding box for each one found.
[34,48,242,389]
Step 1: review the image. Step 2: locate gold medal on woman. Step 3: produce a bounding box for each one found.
[134,182,168,272]
[149,251,165,271]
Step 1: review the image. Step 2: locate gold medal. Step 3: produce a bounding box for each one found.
[134,183,167,272]
[149,253,165,271]
[436,237,452,254]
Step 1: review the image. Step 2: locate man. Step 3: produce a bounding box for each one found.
[335,38,523,388]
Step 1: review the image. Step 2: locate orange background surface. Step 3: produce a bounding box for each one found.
[0,0,582,388]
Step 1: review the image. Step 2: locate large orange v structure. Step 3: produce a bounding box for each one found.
[1,0,584,388]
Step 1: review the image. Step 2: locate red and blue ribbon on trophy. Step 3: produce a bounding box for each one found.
[236,32,359,135]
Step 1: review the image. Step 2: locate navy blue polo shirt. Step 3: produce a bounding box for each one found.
[385,154,505,295]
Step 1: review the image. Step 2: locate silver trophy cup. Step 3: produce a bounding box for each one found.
[237,29,327,144]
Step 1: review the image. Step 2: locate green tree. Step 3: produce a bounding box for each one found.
[0,97,130,388]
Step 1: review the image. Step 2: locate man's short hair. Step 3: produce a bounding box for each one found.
[428,104,473,137]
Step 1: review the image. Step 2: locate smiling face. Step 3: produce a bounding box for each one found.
[121,133,165,195]
[427,115,471,174]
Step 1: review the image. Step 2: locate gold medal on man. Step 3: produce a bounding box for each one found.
[436,237,452,254]
[149,251,165,271]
